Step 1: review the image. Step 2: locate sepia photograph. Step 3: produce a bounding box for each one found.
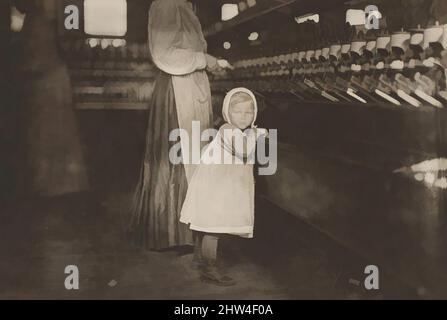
[1,0,447,305]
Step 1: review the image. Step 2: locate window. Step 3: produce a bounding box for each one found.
[295,13,319,24]
[10,6,26,32]
[84,0,127,37]
[248,32,259,41]
[221,4,239,21]
[345,9,365,26]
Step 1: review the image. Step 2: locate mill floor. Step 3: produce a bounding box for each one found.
[0,192,414,299]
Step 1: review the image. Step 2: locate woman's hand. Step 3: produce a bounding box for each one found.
[217,59,234,70]
[205,54,219,72]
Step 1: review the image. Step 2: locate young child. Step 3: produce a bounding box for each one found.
[180,87,267,286]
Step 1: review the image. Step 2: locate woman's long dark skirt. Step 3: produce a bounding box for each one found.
[128,72,193,250]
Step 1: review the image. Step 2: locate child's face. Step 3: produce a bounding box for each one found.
[229,101,255,129]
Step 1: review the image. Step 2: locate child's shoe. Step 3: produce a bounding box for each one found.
[200,265,236,286]
[192,255,204,270]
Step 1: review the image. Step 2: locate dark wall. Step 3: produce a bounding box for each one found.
[76,110,148,195]
[0,2,15,203]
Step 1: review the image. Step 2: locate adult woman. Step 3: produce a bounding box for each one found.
[128,0,218,250]
[15,0,90,199]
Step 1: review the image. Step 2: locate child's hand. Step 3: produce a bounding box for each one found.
[255,128,268,139]
[244,128,267,140]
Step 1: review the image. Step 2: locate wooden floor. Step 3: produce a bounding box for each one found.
[0,192,415,299]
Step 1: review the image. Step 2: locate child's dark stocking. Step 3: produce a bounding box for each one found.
[193,231,204,266]
[202,234,218,265]
[200,234,235,286]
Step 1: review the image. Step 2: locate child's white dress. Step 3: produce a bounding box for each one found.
[179,124,255,238]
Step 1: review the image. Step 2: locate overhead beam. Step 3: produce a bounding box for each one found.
[204,0,298,37]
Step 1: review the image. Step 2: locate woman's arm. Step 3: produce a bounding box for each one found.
[148,0,209,75]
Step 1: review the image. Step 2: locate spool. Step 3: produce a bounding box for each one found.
[305,50,315,61]
[391,31,411,51]
[441,24,447,49]
[329,44,342,58]
[366,41,377,52]
[411,32,424,46]
[322,47,330,59]
[422,22,443,49]
[341,44,351,54]
[350,41,366,55]
[377,36,391,50]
